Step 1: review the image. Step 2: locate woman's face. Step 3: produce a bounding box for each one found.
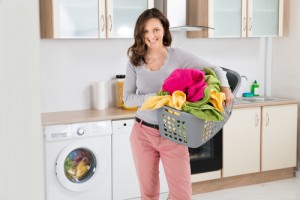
[143,18,165,50]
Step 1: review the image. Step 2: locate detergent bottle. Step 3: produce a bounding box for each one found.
[251,80,260,96]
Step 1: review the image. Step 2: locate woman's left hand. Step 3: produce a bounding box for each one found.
[221,86,234,107]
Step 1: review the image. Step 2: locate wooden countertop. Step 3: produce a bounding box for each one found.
[41,107,136,126]
[41,98,299,126]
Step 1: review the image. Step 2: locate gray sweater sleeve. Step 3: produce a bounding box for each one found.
[211,67,230,87]
[123,62,155,107]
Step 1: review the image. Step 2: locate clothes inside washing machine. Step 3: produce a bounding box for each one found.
[64,148,97,183]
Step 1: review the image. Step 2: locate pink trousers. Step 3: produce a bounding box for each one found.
[130,120,192,200]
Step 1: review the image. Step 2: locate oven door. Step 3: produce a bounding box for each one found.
[189,129,222,174]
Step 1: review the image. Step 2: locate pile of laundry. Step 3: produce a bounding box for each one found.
[64,149,92,181]
[141,68,226,122]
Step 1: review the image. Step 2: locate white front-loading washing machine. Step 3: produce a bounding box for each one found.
[44,120,112,200]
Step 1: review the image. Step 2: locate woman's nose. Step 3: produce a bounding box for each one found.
[146,31,155,38]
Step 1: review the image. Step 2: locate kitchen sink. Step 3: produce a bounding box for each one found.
[233,98,251,104]
[234,96,288,104]
[241,97,277,102]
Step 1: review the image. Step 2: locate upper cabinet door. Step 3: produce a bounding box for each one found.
[210,0,244,38]
[106,0,153,38]
[40,0,153,39]
[248,0,283,37]
[52,0,100,38]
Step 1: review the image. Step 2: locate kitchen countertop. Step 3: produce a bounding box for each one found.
[233,97,299,108]
[41,107,136,126]
[41,97,299,126]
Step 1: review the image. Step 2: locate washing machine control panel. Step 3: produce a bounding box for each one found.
[44,121,112,142]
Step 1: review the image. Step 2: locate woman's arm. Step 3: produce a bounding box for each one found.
[123,63,155,107]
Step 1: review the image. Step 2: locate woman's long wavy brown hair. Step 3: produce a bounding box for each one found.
[127,8,172,66]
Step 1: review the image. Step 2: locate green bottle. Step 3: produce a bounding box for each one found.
[251,80,260,96]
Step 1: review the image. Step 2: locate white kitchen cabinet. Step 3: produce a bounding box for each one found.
[187,0,284,38]
[222,107,261,177]
[261,104,298,171]
[223,104,297,177]
[40,0,154,38]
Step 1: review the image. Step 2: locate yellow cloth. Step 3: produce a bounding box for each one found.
[209,89,226,113]
[141,90,186,110]
[172,91,186,110]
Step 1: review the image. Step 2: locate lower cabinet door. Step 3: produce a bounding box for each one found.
[261,104,298,171]
[223,107,261,177]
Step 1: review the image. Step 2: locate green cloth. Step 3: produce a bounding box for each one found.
[183,85,224,122]
[204,67,221,93]
[157,90,170,96]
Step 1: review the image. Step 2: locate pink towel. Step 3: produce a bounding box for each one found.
[162,68,207,102]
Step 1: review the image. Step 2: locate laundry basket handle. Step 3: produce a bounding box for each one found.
[221,67,242,96]
[160,106,182,117]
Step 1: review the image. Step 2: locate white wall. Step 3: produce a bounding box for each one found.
[40,33,266,112]
[0,0,44,200]
[0,1,296,198]
[272,0,300,170]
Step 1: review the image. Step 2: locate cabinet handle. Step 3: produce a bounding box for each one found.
[266,113,270,126]
[255,113,259,127]
[109,14,112,31]
[249,17,253,32]
[243,17,247,31]
[101,14,105,32]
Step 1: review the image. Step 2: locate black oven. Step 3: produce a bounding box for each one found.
[189,129,222,174]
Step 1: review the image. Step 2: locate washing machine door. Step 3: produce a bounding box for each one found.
[56,142,99,192]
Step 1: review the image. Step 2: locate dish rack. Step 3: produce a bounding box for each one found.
[156,68,241,148]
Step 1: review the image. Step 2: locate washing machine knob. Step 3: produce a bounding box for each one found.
[77,127,85,136]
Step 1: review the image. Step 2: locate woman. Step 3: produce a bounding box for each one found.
[123,8,233,200]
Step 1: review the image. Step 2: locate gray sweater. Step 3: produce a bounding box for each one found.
[123,47,229,125]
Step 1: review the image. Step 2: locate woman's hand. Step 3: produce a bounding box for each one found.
[221,86,234,107]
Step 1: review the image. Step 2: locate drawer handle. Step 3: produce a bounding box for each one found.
[249,17,253,32]
[101,14,105,32]
[266,113,270,126]
[255,113,259,127]
[109,14,112,31]
[243,16,247,31]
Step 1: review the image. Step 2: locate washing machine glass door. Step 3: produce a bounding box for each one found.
[56,143,98,192]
